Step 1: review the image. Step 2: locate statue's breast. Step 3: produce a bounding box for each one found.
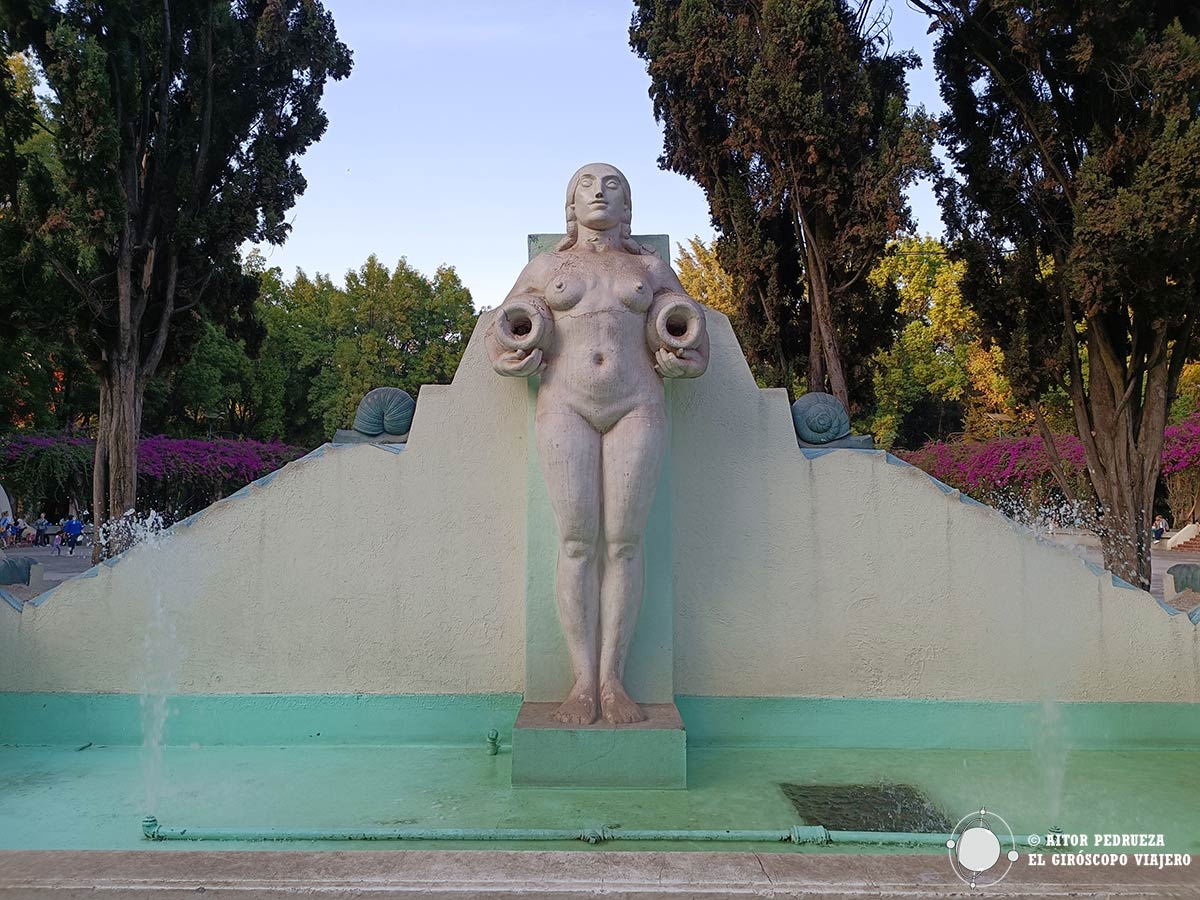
[615,275,653,314]
[540,255,655,314]
[543,273,586,311]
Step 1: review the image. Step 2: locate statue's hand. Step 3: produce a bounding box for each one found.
[654,346,705,379]
[495,347,546,378]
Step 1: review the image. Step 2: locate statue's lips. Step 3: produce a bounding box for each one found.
[588,201,608,208]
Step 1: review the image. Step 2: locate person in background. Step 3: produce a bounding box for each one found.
[0,511,10,549]
[35,512,49,546]
[63,514,84,556]
[51,532,63,556]
[1153,514,1169,543]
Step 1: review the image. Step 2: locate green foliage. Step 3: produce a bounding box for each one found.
[871,320,961,448]
[0,0,352,521]
[676,235,795,390]
[0,53,99,434]
[675,237,737,319]
[0,282,98,435]
[867,237,1021,448]
[304,256,477,437]
[631,0,934,407]
[0,331,97,431]
[141,253,477,446]
[0,433,92,512]
[1170,362,1200,424]
[143,317,259,435]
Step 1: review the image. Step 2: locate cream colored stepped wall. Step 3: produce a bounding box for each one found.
[0,323,531,694]
[2,310,1197,701]
[669,317,1199,702]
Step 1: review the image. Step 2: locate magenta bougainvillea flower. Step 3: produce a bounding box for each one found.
[901,413,1200,497]
[0,432,306,519]
[1162,415,1200,476]
[135,435,304,482]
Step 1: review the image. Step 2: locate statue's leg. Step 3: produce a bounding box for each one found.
[598,408,667,724]
[536,409,602,726]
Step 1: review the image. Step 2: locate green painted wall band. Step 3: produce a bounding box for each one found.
[0,692,523,748]
[3,693,1199,750]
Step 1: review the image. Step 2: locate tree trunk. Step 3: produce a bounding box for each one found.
[90,378,109,564]
[92,358,143,560]
[1094,481,1152,590]
[1072,327,1162,590]
[806,255,850,411]
[105,360,141,520]
[808,313,826,395]
[798,215,850,412]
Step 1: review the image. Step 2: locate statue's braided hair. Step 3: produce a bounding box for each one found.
[556,163,648,255]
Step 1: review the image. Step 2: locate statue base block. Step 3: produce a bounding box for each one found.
[510,701,687,789]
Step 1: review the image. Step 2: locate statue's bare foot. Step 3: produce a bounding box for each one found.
[553,682,598,725]
[600,680,646,725]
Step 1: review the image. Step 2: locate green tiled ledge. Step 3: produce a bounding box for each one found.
[1,692,1197,750]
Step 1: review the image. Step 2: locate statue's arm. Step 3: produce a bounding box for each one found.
[486,256,555,378]
[645,257,709,379]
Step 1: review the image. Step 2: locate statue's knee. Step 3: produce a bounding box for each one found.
[606,539,641,562]
[561,538,597,561]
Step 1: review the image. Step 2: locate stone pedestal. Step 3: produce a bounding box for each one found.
[510,702,687,789]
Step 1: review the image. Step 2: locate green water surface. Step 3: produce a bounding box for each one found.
[1,744,1196,853]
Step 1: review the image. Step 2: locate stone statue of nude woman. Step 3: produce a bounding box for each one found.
[485,163,709,726]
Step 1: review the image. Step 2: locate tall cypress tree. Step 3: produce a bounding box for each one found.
[631,0,934,407]
[912,0,1200,587]
[1,0,351,556]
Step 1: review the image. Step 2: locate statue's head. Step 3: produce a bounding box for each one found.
[556,163,647,254]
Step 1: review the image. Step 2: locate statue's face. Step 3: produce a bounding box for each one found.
[572,166,627,231]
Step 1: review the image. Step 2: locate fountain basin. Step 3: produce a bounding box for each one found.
[2,692,1197,855]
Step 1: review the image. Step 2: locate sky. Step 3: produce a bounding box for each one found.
[252,0,945,308]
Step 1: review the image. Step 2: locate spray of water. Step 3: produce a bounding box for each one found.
[1011,513,1076,830]
[990,490,1153,589]
[1031,698,1068,825]
[102,510,176,814]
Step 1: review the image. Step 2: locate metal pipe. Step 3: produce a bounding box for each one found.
[831,830,952,846]
[142,816,951,847]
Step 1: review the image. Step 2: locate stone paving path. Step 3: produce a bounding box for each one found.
[1,849,1196,898]
[0,541,95,602]
[1037,529,1200,606]
[5,541,96,579]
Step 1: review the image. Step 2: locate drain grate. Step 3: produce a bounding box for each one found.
[780,782,952,833]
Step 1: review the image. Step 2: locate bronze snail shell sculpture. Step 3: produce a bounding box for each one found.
[791,392,851,445]
[352,387,416,438]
